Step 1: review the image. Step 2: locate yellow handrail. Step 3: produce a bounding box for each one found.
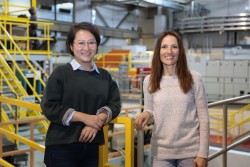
[209,104,250,141]
[0,127,45,152]
[0,95,41,111]
[0,2,29,16]
[0,158,15,167]
[99,117,134,167]
[0,18,53,102]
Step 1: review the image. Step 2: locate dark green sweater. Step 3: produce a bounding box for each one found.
[41,63,121,146]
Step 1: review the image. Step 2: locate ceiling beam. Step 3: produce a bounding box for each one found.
[142,0,184,10]
[41,20,140,39]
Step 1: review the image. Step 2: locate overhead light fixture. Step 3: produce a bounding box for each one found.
[58,2,73,9]
[239,13,247,16]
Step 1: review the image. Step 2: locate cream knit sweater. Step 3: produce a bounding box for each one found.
[143,70,210,159]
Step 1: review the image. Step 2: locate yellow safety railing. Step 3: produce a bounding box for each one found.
[0,1,30,16]
[228,104,250,138]
[0,95,46,167]
[0,1,53,82]
[0,17,53,102]
[0,16,53,57]
[0,123,46,152]
[0,158,14,167]
[209,104,250,143]
[0,95,135,167]
[0,94,48,140]
[99,117,134,167]
[0,120,46,167]
[0,47,42,101]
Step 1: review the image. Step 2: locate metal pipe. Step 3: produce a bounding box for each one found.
[208,133,250,160]
[137,130,144,167]
[208,94,250,108]
[137,71,145,167]
[222,104,228,167]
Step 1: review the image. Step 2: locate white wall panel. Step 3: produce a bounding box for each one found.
[249,62,250,78]
[206,60,220,77]
[224,83,234,96]
[233,83,248,96]
[234,60,248,78]
[248,84,250,94]
[220,60,234,77]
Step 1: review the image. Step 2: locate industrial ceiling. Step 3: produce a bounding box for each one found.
[37,0,192,11]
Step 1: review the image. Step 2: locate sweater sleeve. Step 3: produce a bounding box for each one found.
[143,75,153,116]
[41,66,71,124]
[106,72,121,120]
[193,72,210,158]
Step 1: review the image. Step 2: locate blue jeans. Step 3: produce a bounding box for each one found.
[44,142,99,167]
[153,157,195,167]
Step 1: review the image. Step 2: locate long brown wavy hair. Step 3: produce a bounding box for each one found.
[149,31,193,94]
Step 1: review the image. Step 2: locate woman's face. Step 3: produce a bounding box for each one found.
[70,30,97,65]
[160,35,179,67]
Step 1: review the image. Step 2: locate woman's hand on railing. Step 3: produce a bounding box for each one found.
[134,111,151,130]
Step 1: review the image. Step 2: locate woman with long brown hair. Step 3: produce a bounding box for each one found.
[135,31,209,167]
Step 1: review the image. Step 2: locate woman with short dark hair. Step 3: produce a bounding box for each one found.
[41,22,121,167]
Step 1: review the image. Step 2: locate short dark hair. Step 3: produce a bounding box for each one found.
[66,22,101,56]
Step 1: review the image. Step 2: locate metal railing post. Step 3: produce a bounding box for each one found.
[137,130,144,167]
[222,104,228,167]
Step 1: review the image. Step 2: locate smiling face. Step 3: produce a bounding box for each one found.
[160,35,179,70]
[70,30,97,68]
